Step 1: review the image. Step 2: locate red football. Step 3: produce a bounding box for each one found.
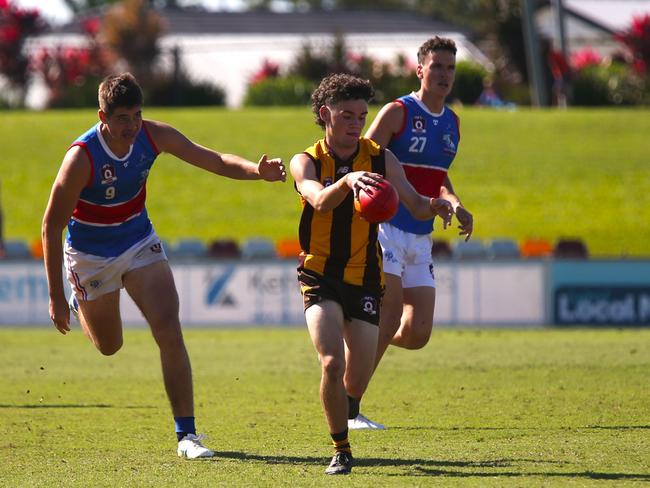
[354,178,399,223]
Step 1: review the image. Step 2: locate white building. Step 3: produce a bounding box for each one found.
[536,0,650,55]
[26,7,492,108]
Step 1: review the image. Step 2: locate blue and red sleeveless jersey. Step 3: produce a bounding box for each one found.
[386,93,460,235]
[66,122,159,257]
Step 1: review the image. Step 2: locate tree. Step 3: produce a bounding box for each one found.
[101,0,165,85]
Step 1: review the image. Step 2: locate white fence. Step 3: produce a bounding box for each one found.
[0,261,546,326]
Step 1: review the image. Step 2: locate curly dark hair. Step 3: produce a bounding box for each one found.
[417,36,457,64]
[98,72,143,115]
[311,73,374,129]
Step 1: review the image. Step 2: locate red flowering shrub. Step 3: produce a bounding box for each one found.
[0,0,46,98]
[615,13,650,75]
[250,59,280,85]
[570,47,602,70]
[31,16,115,108]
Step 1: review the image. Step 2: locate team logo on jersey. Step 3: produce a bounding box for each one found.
[442,133,457,154]
[138,169,150,186]
[412,116,427,134]
[323,177,333,187]
[137,153,152,167]
[100,164,117,184]
[361,296,378,316]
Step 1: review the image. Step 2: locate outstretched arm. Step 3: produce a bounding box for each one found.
[441,174,473,241]
[146,120,286,182]
[385,150,453,225]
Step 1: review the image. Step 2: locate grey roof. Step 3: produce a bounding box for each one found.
[564,0,650,31]
[54,6,467,36]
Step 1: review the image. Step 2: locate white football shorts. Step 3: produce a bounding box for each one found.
[64,231,167,301]
[378,223,436,289]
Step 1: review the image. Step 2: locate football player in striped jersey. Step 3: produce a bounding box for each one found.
[290,73,452,474]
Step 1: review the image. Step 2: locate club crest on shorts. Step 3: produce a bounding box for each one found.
[361,296,378,316]
[383,249,398,264]
[150,243,162,253]
[100,163,117,184]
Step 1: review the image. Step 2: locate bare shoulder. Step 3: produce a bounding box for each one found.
[379,101,406,125]
[58,144,92,188]
[289,152,313,179]
[63,144,91,172]
[142,118,174,138]
[366,101,406,145]
[142,119,183,153]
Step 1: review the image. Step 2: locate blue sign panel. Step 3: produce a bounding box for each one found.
[555,286,650,325]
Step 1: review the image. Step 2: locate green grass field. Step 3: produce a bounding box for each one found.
[1,107,649,256]
[1,327,649,487]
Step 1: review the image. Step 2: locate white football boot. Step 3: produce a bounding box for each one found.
[177,433,214,459]
[348,413,386,430]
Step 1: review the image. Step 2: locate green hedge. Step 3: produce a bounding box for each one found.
[572,63,645,106]
[243,76,314,106]
[45,75,226,108]
[243,64,490,107]
[146,76,226,107]
[48,76,104,109]
[451,61,489,105]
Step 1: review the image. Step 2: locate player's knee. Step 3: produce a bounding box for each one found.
[320,355,345,381]
[152,323,184,349]
[96,338,123,356]
[402,327,432,349]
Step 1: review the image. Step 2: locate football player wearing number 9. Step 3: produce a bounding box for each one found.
[42,73,286,459]
[349,37,475,430]
[289,73,452,475]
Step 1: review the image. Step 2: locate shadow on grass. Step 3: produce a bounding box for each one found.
[393,425,650,431]
[0,404,155,409]
[214,451,650,481]
[408,467,650,481]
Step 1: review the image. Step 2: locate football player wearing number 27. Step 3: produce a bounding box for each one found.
[350,36,475,431]
[42,73,286,460]
[290,73,452,475]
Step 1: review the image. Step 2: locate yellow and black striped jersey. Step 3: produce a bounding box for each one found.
[297,137,387,288]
